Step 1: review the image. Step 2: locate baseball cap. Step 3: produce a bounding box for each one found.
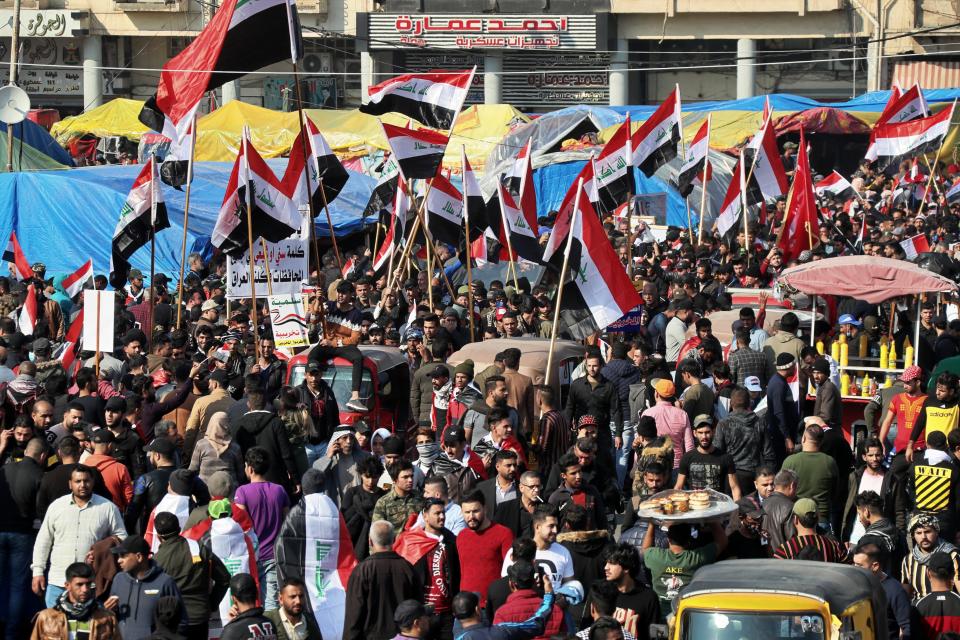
[430,365,449,379]
[654,379,676,398]
[693,414,713,428]
[394,601,433,629]
[306,360,323,372]
[201,299,220,312]
[144,438,175,457]
[111,535,150,556]
[90,429,115,444]
[901,365,922,382]
[744,376,763,392]
[792,497,818,517]
[838,313,863,327]
[128,269,143,280]
[443,429,466,445]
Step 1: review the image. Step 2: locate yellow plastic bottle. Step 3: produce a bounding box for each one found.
[858,333,868,358]
[839,333,847,344]
[831,341,840,362]
[841,372,851,396]
[816,340,825,355]
[888,341,897,368]
[879,341,889,370]
[904,346,915,368]
[840,343,850,367]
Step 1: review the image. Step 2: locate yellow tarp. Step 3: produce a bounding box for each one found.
[50,98,151,145]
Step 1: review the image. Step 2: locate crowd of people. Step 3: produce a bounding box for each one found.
[5,148,960,640]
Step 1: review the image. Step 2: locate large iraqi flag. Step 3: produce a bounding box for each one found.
[360,69,474,131]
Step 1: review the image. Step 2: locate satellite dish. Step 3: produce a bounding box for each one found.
[0,85,30,124]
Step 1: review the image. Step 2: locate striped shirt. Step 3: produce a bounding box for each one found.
[902,548,960,600]
[773,534,846,563]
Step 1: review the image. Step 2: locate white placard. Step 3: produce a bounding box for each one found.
[226,219,310,299]
[82,290,114,353]
[268,294,310,349]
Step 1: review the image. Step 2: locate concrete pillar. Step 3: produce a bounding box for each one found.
[82,36,102,110]
[736,38,756,100]
[221,81,238,104]
[360,51,375,104]
[484,51,502,105]
[609,39,629,106]
[866,40,880,92]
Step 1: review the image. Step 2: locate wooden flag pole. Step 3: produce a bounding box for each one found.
[317,178,343,271]
[917,100,956,218]
[545,178,583,387]
[175,111,197,330]
[259,238,275,297]
[697,162,710,245]
[923,156,944,197]
[497,194,521,291]
[148,154,157,351]
[292,74,330,278]
[461,146,476,343]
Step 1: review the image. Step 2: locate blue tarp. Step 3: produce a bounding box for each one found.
[0,160,374,277]
[0,120,74,167]
[609,89,960,120]
[534,160,692,228]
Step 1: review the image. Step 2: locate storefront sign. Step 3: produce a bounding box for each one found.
[1,36,119,96]
[366,14,599,51]
[0,11,89,38]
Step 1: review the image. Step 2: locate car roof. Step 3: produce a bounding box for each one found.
[448,337,583,385]
[290,345,407,371]
[683,560,881,614]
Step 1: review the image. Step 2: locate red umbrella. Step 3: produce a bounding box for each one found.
[777,256,956,304]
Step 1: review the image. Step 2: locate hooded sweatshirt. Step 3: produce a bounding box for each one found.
[232,410,299,491]
[557,529,612,626]
[109,561,183,640]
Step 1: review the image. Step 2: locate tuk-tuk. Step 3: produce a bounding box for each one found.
[447,337,584,407]
[286,345,411,433]
[654,559,888,640]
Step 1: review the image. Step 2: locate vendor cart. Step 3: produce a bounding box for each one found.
[777,256,957,448]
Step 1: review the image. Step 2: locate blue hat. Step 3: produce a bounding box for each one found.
[838,314,862,327]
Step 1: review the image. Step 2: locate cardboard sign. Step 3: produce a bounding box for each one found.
[268,294,310,348]
[82,290,114,353]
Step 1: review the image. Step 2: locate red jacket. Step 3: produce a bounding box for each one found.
[492,588,565,639]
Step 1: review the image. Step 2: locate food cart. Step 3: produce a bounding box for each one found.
[777,256,957,446]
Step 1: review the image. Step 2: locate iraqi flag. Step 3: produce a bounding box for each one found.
[55,308,84,377]
[362,155,400,222]
[676,118,710,197]
[557,181,642,339]
[865,102,955,175]
[461,147,487,236]
[159,113,195,190]
[814,171,857,202]
[275,493,357,640]
[382,122,448,180]
[497,183,541,263]
[516,139,538,222]
[542,160,599,265]
[631,85,682,177]
[717,157,747,238]
[139,0,302,145]
[282,115,350,212]
[425,173,464,246]
[372,174,410,272]
[144,494,191,552]
[110,157,170,288]
[212,131,301,258]
[777,131,820,263]
[900,233,931,259]
[865,84,929,161]
[18,283,36,336]
[360,69,474,131]
[947,180,960,204]
[62,259,94,299]
[504,138,531,195]
[3,232,32,281]
[595,115,633,213]
[745,113,789,201]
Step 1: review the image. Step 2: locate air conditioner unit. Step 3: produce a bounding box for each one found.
[303,53,333,74]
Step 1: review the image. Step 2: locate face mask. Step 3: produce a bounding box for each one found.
[416,441,440,464]
[28,352,35,362]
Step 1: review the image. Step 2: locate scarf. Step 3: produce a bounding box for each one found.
[56,590,96,620]
[913,538,956,564]
[416,441,441,468]
[206,412,232,456]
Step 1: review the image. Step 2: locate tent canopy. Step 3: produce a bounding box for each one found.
[49,98,151,144]
[777,256,957,303]
[0,120,74,167]
[0,162,375,277]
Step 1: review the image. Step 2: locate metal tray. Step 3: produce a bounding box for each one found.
[634,488,738,525]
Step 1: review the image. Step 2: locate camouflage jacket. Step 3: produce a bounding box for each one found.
[371,489,425,531]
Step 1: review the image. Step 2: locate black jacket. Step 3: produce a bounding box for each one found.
[761,491,796,552]
[111,426,147,480]
[294,381,340,445]
[563,375,623,439]
[125,466,210,534]
[220,607,278,640]
[342,484,385,560]
[715,410,774,474]
[841,467,896,540]
[0,456,43,532]
[557,529,612,627]
[232,410,299,492]
[493,499,535,540]
[154,535,230,625]
[477,477,519,521]
[344,551,422,640]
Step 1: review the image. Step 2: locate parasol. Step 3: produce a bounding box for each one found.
[777,256,957,304]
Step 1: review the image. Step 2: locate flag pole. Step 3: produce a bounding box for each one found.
[242,129,261,361]
[421,180,435,311]
[498,192,521,292]
[148,154,157,351]
[922,156,944,197]
[697,115,712,245]
[175,110,197,330]
[916,101,955,218]
[739,154,750,264]
[461,145,475,343]
[545,178,583,388]
[317,178,343,271]
[94,292,101,380]
[259,238,275,297]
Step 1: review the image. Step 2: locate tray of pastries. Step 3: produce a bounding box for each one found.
[635,488,737,524]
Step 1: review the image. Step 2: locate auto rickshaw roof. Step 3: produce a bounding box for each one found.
[682,560,882,615]
[448,337,583,385]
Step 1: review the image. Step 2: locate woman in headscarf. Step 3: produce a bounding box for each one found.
[277,386,316,475]
[188,411,245,485]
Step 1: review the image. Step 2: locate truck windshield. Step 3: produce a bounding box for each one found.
[289,365,374,406]
[683,611,825,640]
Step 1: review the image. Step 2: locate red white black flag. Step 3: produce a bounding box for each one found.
[865,102,955,175]
[717,156,747,238]
[425,173,464,247]
[595,115,633,213]
[281,115,350,213]
[631,85,682,176]
[503,137,530,195]
[814,171,857,202]
[542,160,599,265]
[212,130,301,258]
[382,122,449,180]
[676,118,710,197]
[497,183,541,263]
[744,113,789,201]
[865,84,929,161]
[361,69,474,131]
[372,174,410,272]
[110,157,170,288]
[3,232,32,281]
[558,181,642,340]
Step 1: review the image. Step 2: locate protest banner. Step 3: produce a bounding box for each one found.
[227,218,310,299]
[82,290,115,357]
[268,294,310,348]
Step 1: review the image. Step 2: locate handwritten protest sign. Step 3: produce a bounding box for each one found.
[227,218,309,299]
[268,294,310,348]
